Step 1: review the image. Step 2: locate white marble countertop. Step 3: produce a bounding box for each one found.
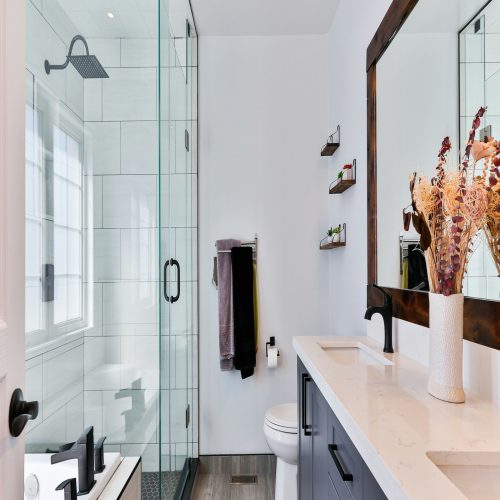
[293,336,500,500]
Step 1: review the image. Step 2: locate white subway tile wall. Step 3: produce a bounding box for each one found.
[81,25,198,473]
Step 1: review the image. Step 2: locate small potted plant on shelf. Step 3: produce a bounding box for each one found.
[327,225,342,243]
[326,227,335,244]
[342,163,353,180]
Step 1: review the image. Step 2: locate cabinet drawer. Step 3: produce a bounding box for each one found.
[328,410,363,499]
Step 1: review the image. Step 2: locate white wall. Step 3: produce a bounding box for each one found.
[326,0,393,335]
[199,35,330,454]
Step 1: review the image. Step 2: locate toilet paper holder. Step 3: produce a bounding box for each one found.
[265,337,280,357]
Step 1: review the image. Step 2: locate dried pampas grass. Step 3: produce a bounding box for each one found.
[408,108,488,295]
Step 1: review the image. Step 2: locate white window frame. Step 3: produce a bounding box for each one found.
[25,77,89,351]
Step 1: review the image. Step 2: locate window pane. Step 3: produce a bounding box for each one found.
[25,103,43,334]
[53,125,83,324]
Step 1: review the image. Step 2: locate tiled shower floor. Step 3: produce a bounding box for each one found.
[142,471,182,500]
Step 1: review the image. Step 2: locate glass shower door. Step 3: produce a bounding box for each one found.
[159,0,198,496]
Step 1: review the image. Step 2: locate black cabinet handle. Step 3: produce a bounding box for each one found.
[301,373,312,436]
[9,388,39,437]
[163,259,181,303]
[328,444,353,482]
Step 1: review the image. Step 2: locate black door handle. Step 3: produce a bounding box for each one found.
[163,259,181,303]
[171,259,180,303]
[164,260,171,303]
[301,373,312,436]
[9,388,39,437]
[328,444,353,482]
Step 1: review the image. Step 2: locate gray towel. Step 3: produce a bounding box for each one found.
[216,239,241,371]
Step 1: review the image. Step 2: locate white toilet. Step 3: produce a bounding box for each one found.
[264,403,298,500]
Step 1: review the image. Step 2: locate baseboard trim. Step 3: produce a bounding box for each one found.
[198,454,276,475]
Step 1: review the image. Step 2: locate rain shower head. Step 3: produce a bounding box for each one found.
[68,55,109,79]
[45,35,109,79]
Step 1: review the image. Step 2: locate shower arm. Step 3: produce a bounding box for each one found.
[45,35,90,74]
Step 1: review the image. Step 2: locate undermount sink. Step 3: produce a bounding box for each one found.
[427,451,500,500]
[318,341,393,366]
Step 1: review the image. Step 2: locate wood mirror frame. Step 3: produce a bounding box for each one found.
[366,0,500,350]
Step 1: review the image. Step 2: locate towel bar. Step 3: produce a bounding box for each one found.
[215,235,258,263]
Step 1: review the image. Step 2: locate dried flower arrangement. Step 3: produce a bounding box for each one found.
[475,140,500,278]
[408,108,496,296]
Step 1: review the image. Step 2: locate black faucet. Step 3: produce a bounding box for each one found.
[51,427,96,495]
[364,285,394,353]
[94,436,106,473]
[55,478,77,500]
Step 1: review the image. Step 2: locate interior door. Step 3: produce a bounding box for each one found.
[0,0,27,497]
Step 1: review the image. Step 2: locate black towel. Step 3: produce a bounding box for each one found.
[231,247,256,379]
[408,244,429,291]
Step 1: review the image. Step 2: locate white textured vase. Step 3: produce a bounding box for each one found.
[428,292,465,404]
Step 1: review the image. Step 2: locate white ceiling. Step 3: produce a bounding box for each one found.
[55,0,194,39]
[189,0,339,36]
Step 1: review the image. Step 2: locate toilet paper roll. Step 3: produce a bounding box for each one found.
[267,346,278,368]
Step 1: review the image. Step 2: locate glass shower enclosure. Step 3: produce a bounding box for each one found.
[24,0,198,498]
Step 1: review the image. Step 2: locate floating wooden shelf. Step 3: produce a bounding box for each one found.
[320,241,346,250]
[319,223,347,250]
[329,179,356,193]
[321,125,340,157]
[329,159,357,194]
[321,142,340,156]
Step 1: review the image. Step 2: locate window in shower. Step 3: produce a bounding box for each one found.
[25,76,88,349]
[25,97,43,335]
[53,125,83,325]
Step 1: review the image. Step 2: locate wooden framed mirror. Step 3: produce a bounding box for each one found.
[366,0,500,350]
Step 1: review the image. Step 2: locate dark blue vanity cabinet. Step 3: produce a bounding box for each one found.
[298,358,387,500]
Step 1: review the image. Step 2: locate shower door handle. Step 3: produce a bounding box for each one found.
[171,259,180,303]
[163,259,181,303]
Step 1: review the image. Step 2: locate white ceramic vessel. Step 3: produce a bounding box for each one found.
[427,292,465,404]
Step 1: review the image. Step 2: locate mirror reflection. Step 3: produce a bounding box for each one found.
[377,0,500,301]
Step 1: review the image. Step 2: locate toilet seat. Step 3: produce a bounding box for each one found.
[265,404,297,434]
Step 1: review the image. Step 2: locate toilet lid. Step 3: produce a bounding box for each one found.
[265,403,297,430]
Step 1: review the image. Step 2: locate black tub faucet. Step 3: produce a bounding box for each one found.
[364,285,394,353]
[51,427,96,495]
[55,478,77,500]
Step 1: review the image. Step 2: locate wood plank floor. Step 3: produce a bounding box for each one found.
[191,455,276,500]
[192,473,275,500]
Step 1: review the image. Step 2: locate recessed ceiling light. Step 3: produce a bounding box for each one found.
[107,12,114,19]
